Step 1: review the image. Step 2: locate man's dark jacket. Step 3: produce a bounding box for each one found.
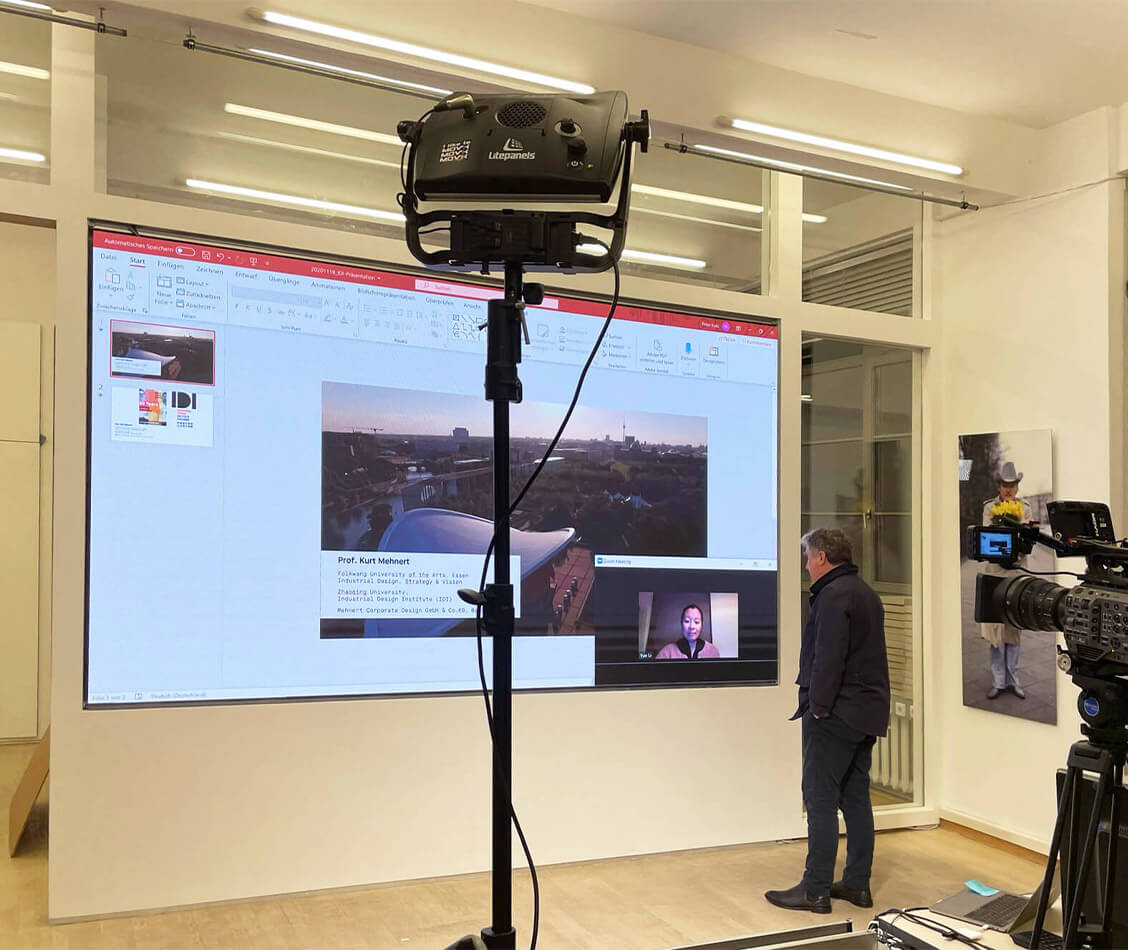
[791,563,890,737]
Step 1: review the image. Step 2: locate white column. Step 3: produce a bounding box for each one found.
[764,171,804,301]
[47,22,98,920]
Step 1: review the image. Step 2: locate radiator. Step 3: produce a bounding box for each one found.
[871,700,913,797]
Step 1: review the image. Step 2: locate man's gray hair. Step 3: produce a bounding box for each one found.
[801,528,853,566]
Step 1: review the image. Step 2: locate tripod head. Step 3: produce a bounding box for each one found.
[1065,660,1128,757]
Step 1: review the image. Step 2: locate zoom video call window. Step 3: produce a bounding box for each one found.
[86,228,779,705]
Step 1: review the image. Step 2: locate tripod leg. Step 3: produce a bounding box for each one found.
[1031,766,1078,948]
[1063,769,1111,948]
[1095,765,1122,945]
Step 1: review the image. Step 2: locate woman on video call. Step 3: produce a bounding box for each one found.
[656,604,720,659]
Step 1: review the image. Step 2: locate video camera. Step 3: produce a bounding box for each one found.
[969,501,1128,738]
[973,504,1128,946]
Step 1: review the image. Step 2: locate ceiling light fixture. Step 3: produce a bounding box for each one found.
[212,131,402,168]
[633,183,762,215]
[578,242,707,270]
[247,48,452,96]
[0,60,49,80]
[256,10,595,95]
[0,146,46,163]
[632,206,761,233]
[692,143,912,191]
[184,178,405,222]
[633,183,826,224]
[224,103,402,145]
[724,117,963,176]
[622,248,707,269]
[0,0,52,11]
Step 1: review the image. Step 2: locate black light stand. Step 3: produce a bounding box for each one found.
[447,264,547,950]
[1028,673,1128,949]
[397,90,648,950]
[481,262,536,949]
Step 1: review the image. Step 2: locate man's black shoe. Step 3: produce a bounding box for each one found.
[764,883,831,914]
[829,881,873,908]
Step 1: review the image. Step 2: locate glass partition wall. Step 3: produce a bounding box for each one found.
[801,338,918,806]
[628,146,764,292]
[96,33,765,295]
[803,179,922,317]
[0,12,51,184]
[96,31,428,240]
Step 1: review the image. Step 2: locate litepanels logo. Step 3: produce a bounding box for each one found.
[489,137,536,161]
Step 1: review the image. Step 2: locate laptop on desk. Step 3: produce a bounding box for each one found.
[931,874,1060,934]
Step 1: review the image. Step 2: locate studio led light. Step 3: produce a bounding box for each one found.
[397,90,649,272]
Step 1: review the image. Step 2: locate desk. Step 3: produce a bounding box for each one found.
[871,906,1064,950]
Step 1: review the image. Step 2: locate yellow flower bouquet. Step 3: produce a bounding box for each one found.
[991,500,1025,521]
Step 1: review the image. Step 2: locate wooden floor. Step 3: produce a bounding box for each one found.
[1,742,1045,949]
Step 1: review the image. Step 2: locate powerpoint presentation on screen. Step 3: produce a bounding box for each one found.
[86,228,781,705]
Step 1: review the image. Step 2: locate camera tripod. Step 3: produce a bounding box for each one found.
[1028,674,1128,949]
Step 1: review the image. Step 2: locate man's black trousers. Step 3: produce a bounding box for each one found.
[800,711,877,897]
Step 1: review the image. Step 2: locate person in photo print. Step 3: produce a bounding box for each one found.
[980,460,1033,700]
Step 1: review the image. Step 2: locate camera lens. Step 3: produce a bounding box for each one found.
[1002,575,1068,631]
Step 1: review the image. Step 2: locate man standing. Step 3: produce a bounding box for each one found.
[765,528,890,914]
[980,460,1032,700]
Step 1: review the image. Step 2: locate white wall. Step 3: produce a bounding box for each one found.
[931,108,1126,850]
[0,220,55,738]
[47,209,810,919]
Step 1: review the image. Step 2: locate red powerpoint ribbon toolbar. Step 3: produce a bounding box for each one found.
[93,231,778,338]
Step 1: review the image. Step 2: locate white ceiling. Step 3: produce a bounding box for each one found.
[518,0,1128,129]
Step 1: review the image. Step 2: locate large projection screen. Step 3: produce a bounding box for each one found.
[86,227,779,705]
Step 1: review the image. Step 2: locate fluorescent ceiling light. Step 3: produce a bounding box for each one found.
[633,183,826,224]
[184,178,405,222]
[693,143,912,191]
[726,118,963,176]
[0,146,46,163]
[258,10,595,95]
[623,248,707,269]
[224,103,402,145]
[247,49,452,96]
[577,243,707,271]
[633,183,762,215]
[633,206,761,233]
[0,60,49,81]
[212,131,402,168]
[0,0,52,11]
